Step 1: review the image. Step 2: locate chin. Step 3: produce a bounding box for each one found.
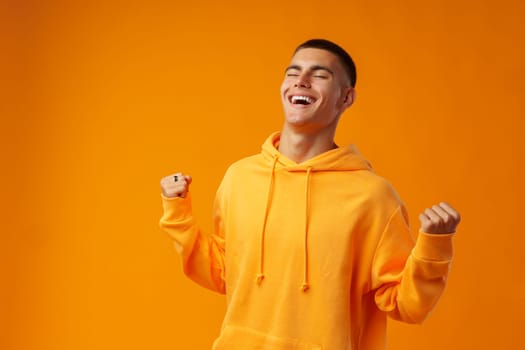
[285,109,314,121]
[285,115,311,126]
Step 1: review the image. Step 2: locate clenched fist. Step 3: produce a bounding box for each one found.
[419,202,461,234]
[160,173,192,198]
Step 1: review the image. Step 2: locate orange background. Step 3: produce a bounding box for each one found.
[2,0,524,349]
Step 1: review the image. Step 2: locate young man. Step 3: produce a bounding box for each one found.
[159,39,461,350]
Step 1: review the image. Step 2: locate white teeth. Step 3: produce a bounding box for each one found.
[291,95,315,104]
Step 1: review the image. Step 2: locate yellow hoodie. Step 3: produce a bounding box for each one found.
[160,132,454,350]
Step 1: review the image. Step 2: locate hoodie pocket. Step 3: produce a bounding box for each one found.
[212,325,323,350]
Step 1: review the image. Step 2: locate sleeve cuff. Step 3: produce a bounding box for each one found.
[160,192,193,220]
[413,230,454,262]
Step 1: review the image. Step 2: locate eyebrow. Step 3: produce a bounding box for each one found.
[285,64,334,76]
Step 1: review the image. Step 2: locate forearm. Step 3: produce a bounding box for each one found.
[159,193,226,293]
[375,231,454,323]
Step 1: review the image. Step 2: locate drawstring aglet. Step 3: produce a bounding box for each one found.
[300,283,310,292]
[256,274,265,285]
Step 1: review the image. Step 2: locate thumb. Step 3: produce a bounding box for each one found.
[418,213,430,231]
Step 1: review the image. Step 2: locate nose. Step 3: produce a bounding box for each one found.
[294,74,311,88]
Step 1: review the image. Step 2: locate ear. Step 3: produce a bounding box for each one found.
[342,87,356,109]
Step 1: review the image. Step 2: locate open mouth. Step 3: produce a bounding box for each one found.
[289,95,316,105]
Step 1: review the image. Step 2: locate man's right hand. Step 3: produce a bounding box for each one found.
[160,173,192,198]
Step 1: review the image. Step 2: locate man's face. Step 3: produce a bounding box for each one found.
[280,48,354,133]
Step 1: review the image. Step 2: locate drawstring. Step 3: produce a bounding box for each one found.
[301,167,312,292]
[256,155,278,285]
[256,157,312,293]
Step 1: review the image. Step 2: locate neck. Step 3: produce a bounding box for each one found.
[278,125,338,163]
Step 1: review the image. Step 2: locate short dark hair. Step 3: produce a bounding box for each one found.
[294,39,357,88]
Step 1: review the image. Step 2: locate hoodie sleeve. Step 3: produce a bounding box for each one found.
[371,205,454,324]
[159,192,226,294]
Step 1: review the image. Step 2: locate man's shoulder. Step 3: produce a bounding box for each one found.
[227,153,263,171]
[350,170,402,204]
[221,153,264,180]
[216,153,264,194]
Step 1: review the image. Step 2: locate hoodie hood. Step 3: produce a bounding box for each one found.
[256,132,373,292]
[261,131,373,172]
